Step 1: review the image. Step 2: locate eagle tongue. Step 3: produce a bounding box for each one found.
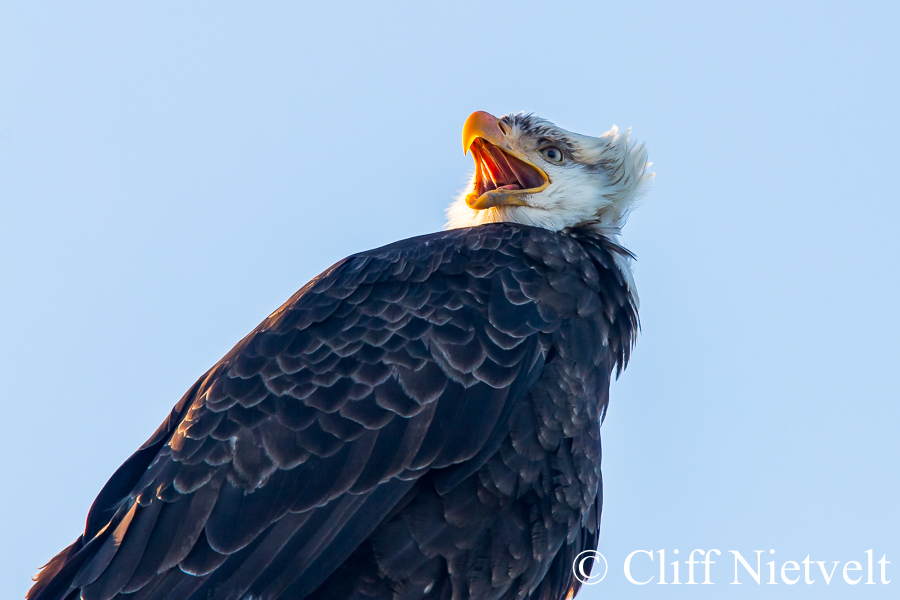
[484,140,546,190]
[503,153,545,190]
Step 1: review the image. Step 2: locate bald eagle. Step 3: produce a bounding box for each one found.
[28,111,652,600]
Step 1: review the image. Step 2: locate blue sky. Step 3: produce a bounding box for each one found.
[1,2,897,598]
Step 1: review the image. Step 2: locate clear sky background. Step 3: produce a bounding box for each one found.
[1,2,897,599]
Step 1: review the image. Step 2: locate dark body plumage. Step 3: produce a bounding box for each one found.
[29,223,637,600]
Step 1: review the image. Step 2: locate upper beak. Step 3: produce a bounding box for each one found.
[463,111,511,155]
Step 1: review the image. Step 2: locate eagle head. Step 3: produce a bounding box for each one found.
[445,111,653,235]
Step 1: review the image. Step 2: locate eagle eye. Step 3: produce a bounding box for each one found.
[540,146,564,163]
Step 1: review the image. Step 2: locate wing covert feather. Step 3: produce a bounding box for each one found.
[31,225,565,600]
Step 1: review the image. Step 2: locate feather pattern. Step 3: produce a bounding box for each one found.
[28,223,636,600]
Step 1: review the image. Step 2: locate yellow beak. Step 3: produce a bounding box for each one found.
[463,111,512,155]
[461,111,550,210]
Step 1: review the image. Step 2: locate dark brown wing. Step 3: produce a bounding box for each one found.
[28,225,556,600]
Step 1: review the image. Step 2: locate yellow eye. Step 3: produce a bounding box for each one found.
[540,146,564,163]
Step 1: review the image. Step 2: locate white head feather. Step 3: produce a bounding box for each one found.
[445,113,652,238]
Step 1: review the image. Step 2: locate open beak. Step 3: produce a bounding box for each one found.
[462,111,549,210]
